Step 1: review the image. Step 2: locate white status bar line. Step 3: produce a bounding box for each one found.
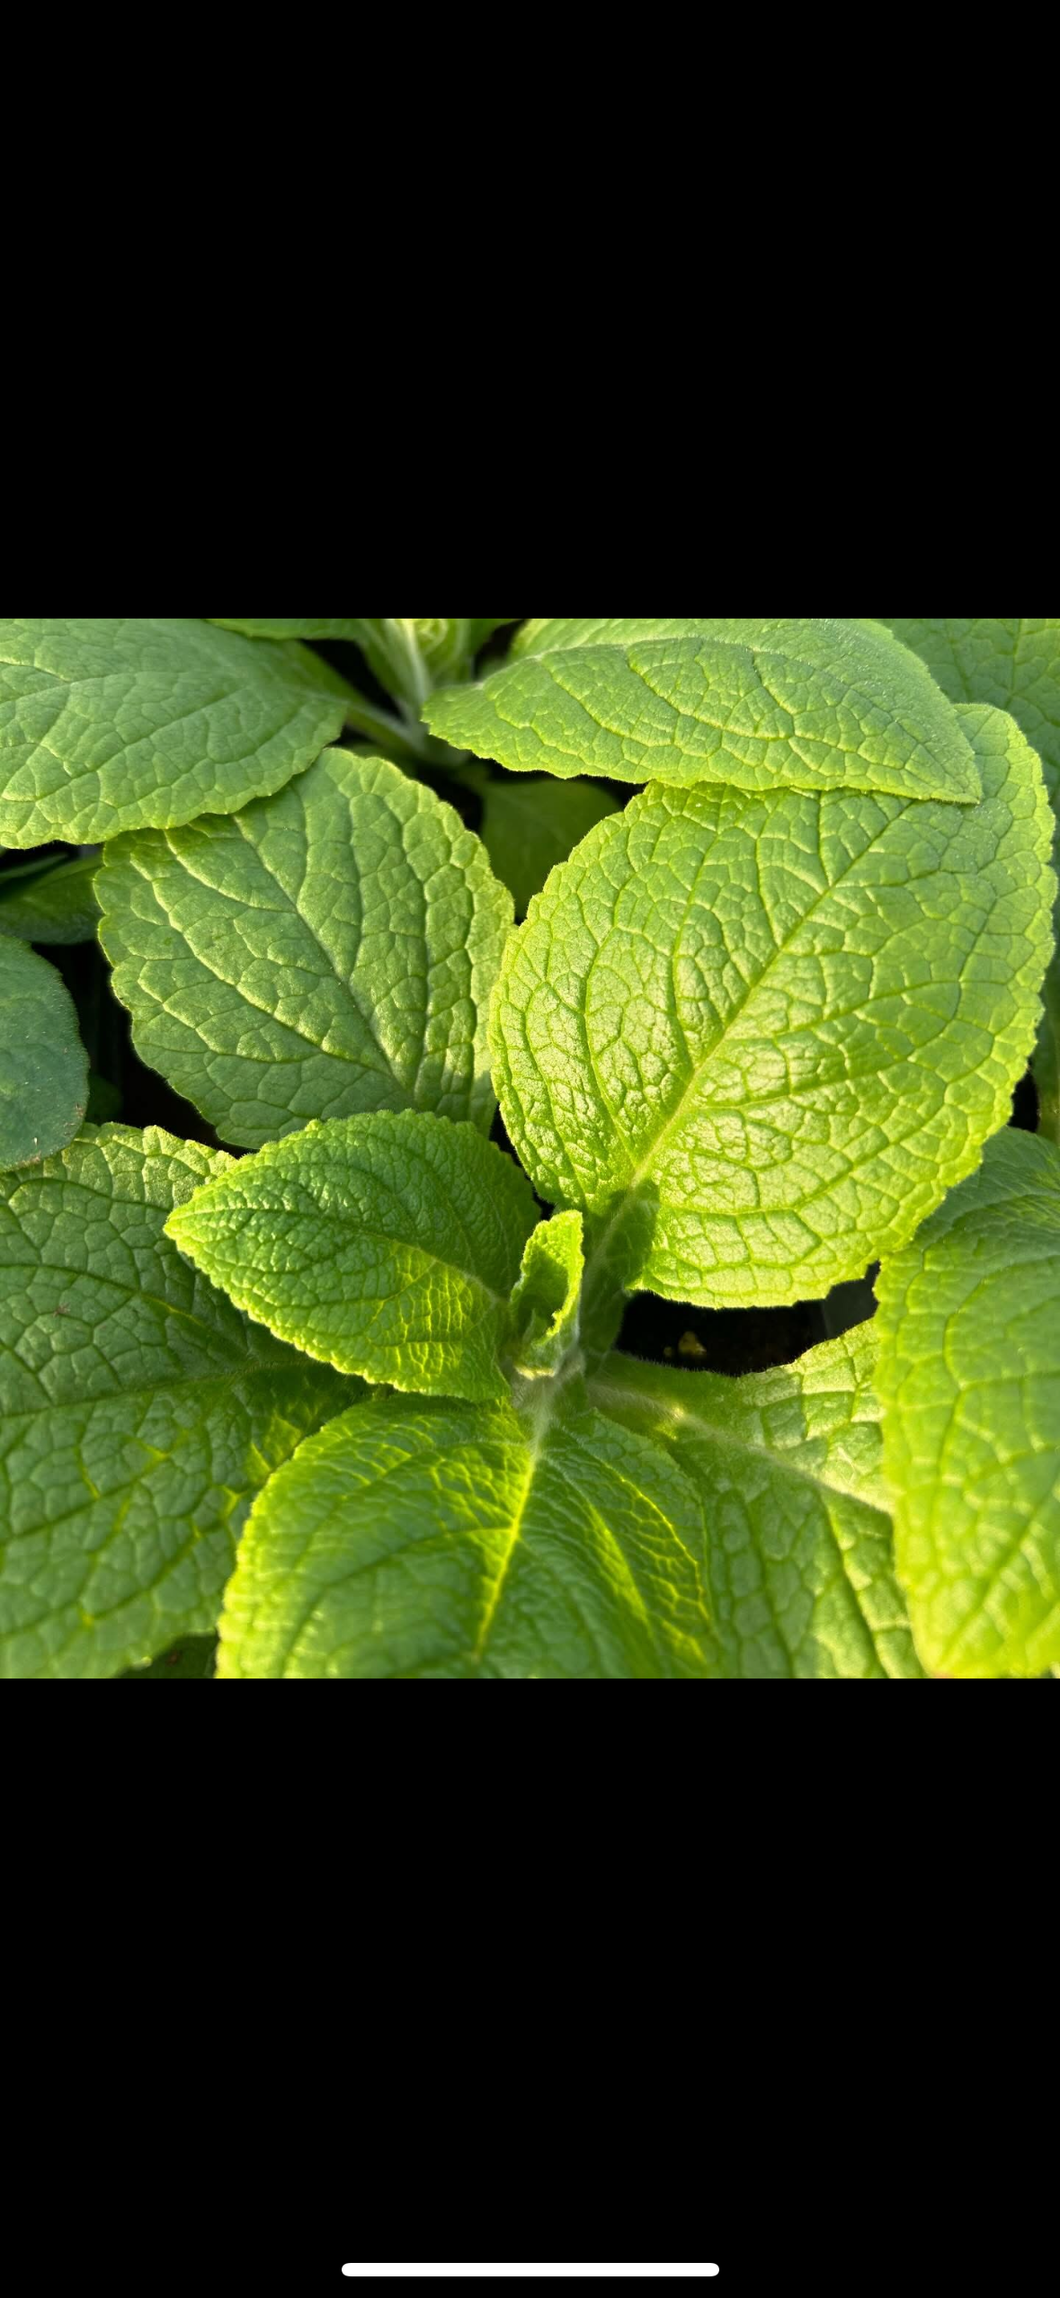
[341,2270,720,2281]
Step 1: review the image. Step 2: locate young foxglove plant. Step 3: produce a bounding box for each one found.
[1,615,1057,1678]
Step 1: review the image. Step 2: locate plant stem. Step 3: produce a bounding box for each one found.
[341,689,428,762]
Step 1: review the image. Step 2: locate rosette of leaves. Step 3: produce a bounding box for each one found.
[2,614,1057,1678]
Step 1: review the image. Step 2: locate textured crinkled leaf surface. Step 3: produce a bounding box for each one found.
[493,703,1054,1310]
[99,749,512,1148]
[217,1390,717,1679]
[878,618,1060,1146]
[0,618,346,846]
[0,1126,357,1678]
[877,1129,1060,1679]
[509,1212,584,1377]
[0,938,88,1168]
[479,774,621,917]
[0,852,101,943]
[878,619,1060,803]
[591,1331,921,1678]
[425,616,980,800]
[167,1111,537,1402]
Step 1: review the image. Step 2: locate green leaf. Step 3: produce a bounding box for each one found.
[491,702,1055,1315]
[210,619,367,642]
[590,1331,921,1678]
[509,1211,584,1377]
[479,773,621,917]
[216,1388,718,1679]
[0,1125,358,1678]
[876,619,1060,1145]
[213,625,440,762]
[214,631,417,748]
[876,1128,1060,1679]
[0,938,89,1168]
[166,1111,537,1403]
[0,851,101,943]
[98,748,512,1149]
[0,618,347,847]
[424,616,981,801]
[877,619,1060,803]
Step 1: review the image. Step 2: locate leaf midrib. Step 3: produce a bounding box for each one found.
[589,1367,897,1670]
[472,1409,711,1677]
[588,1369,887,1519]
[578,787,926,1290]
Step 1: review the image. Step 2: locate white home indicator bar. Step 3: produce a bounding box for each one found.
[341,2272,720,2281]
